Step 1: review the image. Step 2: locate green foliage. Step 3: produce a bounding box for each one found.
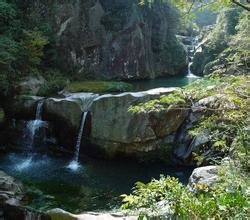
[65,81,133,93]
[227,11,250,70]
[20,30,49,70]
[122,162,249,219]
[129,75,249,167]
[0,35,19,71]
[0,0,16,30]
[129,90,187,113]
[187,75,248,163]
[37,69,67,97]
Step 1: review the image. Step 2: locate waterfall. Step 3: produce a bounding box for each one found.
[187,36,199,79]
[67,93,98,171]
[26,100,45,148]
[67,112,88,171]
[74,112,88,161]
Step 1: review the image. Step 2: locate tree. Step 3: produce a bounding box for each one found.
[172,0,250,13]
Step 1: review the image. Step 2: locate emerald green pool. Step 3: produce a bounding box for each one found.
[131,75,198,91]
[0,152,193,213]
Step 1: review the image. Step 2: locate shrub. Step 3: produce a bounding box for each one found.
[122,162,249,219]
[37,69,67,97]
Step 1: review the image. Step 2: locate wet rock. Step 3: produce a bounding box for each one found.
[188,166,219,192]
[43,93,98,129]
[0,171,49,220]
[0,171,23,195]
[6,88,190,160]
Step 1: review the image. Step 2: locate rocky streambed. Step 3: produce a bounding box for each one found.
[3,86,209,164]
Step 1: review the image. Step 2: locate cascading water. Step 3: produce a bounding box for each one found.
[67,111,88,171]
[27,100,45,148]
[18,100,46,171]
[186,36,199,79]
[67,93,98,171]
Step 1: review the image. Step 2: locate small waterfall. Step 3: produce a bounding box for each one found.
[67,112,88,171]
[26,100,45,148]
[67,93,98,171]
[74,112,88,161]
[186,36,199,79]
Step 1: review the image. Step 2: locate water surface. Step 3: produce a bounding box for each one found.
[131,75,198,91]
[0,152,193,213]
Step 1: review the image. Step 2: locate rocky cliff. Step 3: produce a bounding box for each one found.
[191,8,249,76]
[26,0,187,80]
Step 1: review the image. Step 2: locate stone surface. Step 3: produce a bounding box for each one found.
[188,166,219,192]
[7,88,189,160]
[26,0,187,80]
[47,208,137,220]
[5,96,44,120]
[43,93,98,129]
[89,88,188,158]
[0,171,23,196]
[19,76,46,96]
[191,8,240,76]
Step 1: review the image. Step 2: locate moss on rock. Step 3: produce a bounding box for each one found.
[65,81,133,93]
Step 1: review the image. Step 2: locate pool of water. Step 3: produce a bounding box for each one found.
[0,152,193,214]
[131,75,198,91]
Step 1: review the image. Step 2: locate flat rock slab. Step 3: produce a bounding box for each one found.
[47,209,137,220]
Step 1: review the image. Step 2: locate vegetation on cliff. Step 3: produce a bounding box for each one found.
[191,7,249,75]
[123,74,249,219]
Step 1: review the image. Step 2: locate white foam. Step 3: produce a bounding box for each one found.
[66,160,81,172]
[15,157,33,171]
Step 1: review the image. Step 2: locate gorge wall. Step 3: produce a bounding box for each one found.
[25,0,187,80]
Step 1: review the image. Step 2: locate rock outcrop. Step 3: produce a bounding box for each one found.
[6,88,190,160]
[0,171,49,220]
[191,8,241,76]
[26,0,187,80]
[89,88,188,158]
[47,208,137,220]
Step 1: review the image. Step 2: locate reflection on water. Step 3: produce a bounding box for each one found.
[0,152,193,213]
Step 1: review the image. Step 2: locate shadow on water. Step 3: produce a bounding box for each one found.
[0,152,193,213]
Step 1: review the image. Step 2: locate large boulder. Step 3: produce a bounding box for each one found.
[4,88,190,160]
[188,166,219,192]
[89,88,189,158]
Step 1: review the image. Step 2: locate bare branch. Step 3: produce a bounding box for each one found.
[231,0,250,11]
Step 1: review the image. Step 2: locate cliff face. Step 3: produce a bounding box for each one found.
[27,0,187,80]
[191,8,245,76]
